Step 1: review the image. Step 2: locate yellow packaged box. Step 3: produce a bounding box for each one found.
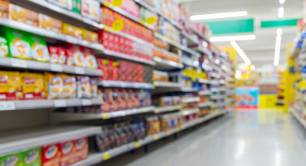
[39,14,63,33]
[62,23,83,39]
[45,73,63,99]
[0,71,22,100]
[82,29,98,42]
[21,73,45,100]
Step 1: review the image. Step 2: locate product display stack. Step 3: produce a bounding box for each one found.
[0,0,234,165]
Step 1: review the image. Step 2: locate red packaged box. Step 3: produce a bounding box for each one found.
[73,138,89,162]
[42,144,61,166]
[59,141,75,166]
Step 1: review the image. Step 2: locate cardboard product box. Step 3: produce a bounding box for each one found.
[29,35,50,62]
[9,4,38,27]
[71,0,81,14]
[0,36,8,57]
[0,0,9,18]
[59,140,75,166]
[73,138,88,163]
[41,144,61,166]
[39,14,63,33]
[62,23,83,39]
[81,0,100,21]
[0,152,23,166]
[48,0,72,10]
[0,71,22,100]
[21,72,45,100]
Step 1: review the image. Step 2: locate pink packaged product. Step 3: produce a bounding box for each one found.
[81,0,100,21]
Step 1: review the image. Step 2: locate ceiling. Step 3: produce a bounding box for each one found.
[180,0,304,67]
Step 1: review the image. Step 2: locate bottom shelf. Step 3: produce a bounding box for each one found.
[291,109,306,128]
[72,110,227,166]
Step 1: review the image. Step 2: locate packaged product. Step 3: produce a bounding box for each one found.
[0,71,22,100]
[90,78,98,98]
[62,23,83,39]
[81,48,97,68]
[22,148,41,166]
[1,28,32,59]
[73,138,88,162]
[48,0,72,9]
[82,29,98,43]
[9,4,39,27]
[49,46,67,65]
[77,76,91,98]
[66,45,85,67]
[21,73,45,100]
[42,144,61,166]
[39,14,63,33]
[0,36,8,57]
[59,140,75,166]
[45,73,63,99]
[0,152,23,166]
[61,74,76,98]
[0,0,9,18]
[72,0,81,13]
[29,36,50,62]
[81,0,100,21]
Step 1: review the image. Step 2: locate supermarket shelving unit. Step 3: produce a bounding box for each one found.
[0,0,234,165]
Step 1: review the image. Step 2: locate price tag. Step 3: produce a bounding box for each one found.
[146,16,157,25]
[82,99,92,106]
[54,100,67,108]
[0,101,15,111]
[112,19,124,32]
[153,135,160,140]
[101,113,110,119]
[102,152,111,160]
[50,64,63,72]
[74,67,85,74]
[11,59,27,68]
[112,0,123,7]
[134,142,142,148]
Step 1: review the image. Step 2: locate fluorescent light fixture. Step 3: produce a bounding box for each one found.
[251,65,256,71]
[231,41,251,65]
[279,0,286,5]
[274,28,282,66]
[190,11,248,21]
[278,7,284,18]
[211,35,256,42]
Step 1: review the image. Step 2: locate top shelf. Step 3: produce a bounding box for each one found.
[12,0,103,30]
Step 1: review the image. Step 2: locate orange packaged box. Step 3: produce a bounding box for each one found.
[62,23,83,39]
[21,72,45,100]
[39,14,63,33]
[0,0,8,18]
[9,4,38,27]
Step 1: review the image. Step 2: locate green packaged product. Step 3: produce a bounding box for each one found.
[0,37,8,57]
[29,36,50,62]
[0,153,23,166]
[22,148,41,166]
[1,27,31,60]
[72,0,81,14]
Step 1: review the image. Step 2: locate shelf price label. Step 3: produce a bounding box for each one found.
[11,59,27,68]
[82,99,92,106]
[134,142,142,148]
[153,135,160,140]
[101,113,110,119]
[50,64,63,72]
[74,67,85,74]
[54,100,67,108]
[0,102,15,111]
[102,152,112,160]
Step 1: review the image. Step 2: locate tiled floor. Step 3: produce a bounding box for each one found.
[101,110,306,166]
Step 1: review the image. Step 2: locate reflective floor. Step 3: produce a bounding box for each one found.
[102,110,306,166]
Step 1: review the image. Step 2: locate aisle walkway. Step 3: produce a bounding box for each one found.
[102,111,306,166]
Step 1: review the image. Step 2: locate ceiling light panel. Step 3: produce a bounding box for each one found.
[210,35,256,42]
[190,11,248,21]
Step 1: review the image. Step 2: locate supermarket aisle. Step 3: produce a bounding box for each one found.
[103,111,306,166]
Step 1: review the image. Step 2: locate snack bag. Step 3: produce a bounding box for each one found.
[29,36,50,62]
[59,140,75,166]
[42,144,61,166]
[48,46,60,64]
[22,148,41,166]
[77,76,91,98]
[1,28,32,60]
[66,45,85,67]
[9,4,38,27]
[39,14,63,33]
[73,138,88,163]
[0,37,8,57]
[0,153,23,166]
[81,0,100,21]
[21,73,45,100]
[0,0,9,18]
[45,73,63,99]
[81,48,97,68]
[61,74,76,98]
